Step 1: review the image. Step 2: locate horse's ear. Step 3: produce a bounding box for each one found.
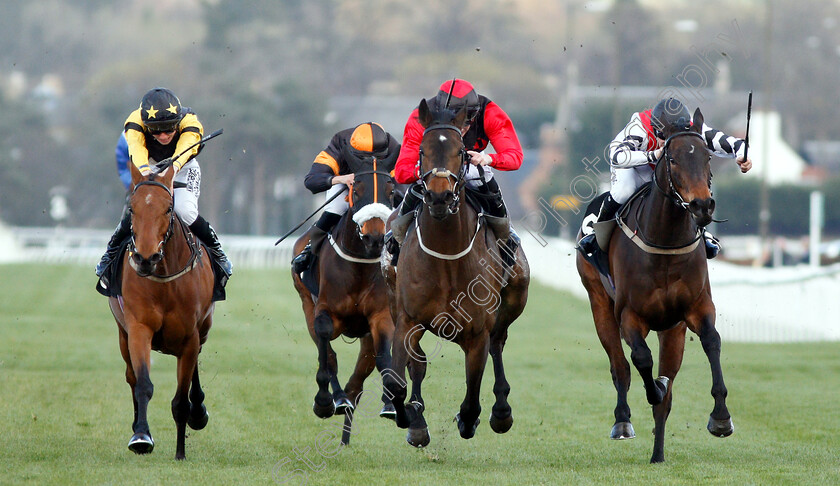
[418,98,432,129]
[129,161,144,188]
[692,107,704,133]
[157,165,175,189]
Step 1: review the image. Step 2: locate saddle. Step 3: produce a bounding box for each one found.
[577,184,652,285]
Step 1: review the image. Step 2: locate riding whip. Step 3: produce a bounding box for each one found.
[743,91,752,163]
[274,186,348,245]
[153,129,224,173]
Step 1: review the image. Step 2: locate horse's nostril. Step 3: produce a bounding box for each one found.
[149,253,162,265]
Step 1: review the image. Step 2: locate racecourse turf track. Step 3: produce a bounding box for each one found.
[0,263,838,485]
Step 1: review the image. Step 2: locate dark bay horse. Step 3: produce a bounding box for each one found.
[576,108,733,463]
[292,159,397,443]
[383,100,530,447]
[109,162,215,460]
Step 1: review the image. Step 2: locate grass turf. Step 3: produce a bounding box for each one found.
[0,263,838,485]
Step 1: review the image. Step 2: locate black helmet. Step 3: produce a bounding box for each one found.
[140,87,184,133]
[651,98,691,139]
[434,79,480,122]
[349,122,390,157]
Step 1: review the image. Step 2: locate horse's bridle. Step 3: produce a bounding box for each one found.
[128,179,200,280]
[418,123,470,214]
[652,131,710,211]
[347,164,395,240]
[129,180,176,259]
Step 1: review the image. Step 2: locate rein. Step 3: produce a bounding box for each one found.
[128,179,202,281]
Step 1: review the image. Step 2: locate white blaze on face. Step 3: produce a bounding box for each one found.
[439,134,447,142]
[352,202,392,226]
[145,194,153,205]
[688,145,695,154]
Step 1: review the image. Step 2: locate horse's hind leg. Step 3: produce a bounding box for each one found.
[457,332,489,440]
[585,282,634,439]
[187,364,209,431]
[172,334,200,460]
[405,341,429,447]
[687,310,733,438]
[488,327,513,434]
[126,325,155,454]
[650,325,687,464]
[312,311,336,418]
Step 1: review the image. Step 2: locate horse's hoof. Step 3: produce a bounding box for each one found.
[610,422,636,440]
[379,402,397,421]
[455,413,480,440]
[188,406,209,431]
[707,416,734,437]
[312,400,335,419]
[406,427,431,448]
[489,413,513,434]
[128,433,155,454]
[334,397,354,415]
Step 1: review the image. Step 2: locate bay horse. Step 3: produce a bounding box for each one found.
[108,162,215,460]
[291,158,397,443]
[383,100,530,447]
[576,108,734,463]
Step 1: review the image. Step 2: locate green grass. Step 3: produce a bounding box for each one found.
[0,263,838,485]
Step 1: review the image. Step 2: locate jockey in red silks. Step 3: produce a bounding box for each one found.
[389,79,524,265]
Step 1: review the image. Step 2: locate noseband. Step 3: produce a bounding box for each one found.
[418,123,470,214]
[652,131,709,211]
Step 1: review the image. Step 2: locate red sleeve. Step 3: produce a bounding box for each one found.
[482,102,523,171]
[394,108,423,184]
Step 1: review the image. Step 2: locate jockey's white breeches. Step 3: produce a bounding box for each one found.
[610,164,653,204]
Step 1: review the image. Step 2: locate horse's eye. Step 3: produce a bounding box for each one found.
[166,206,172,214]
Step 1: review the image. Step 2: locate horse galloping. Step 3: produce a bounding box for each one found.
[383,100,530,447]
[109,162,215,460]
[576,108,734,463]
[291,158,398,443]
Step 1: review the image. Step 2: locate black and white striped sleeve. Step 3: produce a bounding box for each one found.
[701,124,746,159]
[608,113,654,168]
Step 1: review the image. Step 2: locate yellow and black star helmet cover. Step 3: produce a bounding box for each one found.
[140,87,184,133]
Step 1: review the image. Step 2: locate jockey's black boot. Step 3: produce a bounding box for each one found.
[385,183,423,267]
[704,231,721,259]
[480,178,519,267]
[190,215,233,277]
[292,212,341,274]
[95,211,131,278]
[578,194,621,255]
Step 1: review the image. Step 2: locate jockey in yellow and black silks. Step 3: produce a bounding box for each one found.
[95,87,232,281]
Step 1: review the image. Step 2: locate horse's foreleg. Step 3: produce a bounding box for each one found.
[457,332,489,440]
[312,311,336,418]
[172,334,199,460]
[126,324,155,454]
[622,313,666,407]
[383,316,413,431]
[118,328,139,431]
[649,325,687,464]
[488,327,513,434]
[370,321,396,421]
[688,310,733,438]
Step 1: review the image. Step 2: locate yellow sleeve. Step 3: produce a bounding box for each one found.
[172,113,203,171]
[124,109,151,173]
